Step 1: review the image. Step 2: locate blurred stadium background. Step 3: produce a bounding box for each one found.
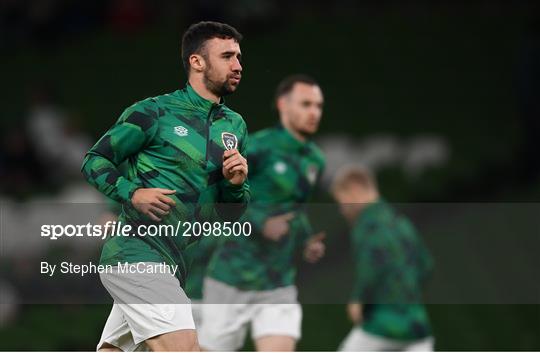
[1,0,539,350]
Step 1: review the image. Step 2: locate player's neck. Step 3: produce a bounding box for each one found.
[362,194,380,206]
[282,123,307,143]
[189,78,221,104]
[354,194,380,219]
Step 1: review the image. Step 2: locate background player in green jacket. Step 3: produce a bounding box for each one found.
[200,75,326,351]
[331,166,434,351]
[81,21,249,351]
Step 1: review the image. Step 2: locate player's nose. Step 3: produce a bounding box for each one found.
[231,57,242,72]
[309,107,321,118]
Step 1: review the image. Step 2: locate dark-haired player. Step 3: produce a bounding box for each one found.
[82,21,249,351]
[200,75,326,351]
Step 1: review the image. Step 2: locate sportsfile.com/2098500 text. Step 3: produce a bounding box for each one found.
[40,221,252,240]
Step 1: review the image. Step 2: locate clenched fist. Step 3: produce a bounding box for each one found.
[222,149,248,185]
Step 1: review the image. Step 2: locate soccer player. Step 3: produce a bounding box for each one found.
[331,166,434,351]
[81,21,249,351]
[200,75,326,351]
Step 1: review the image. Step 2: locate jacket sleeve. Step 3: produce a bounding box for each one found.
[81,101,158,203]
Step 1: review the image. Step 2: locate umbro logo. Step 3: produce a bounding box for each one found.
[174,126,188,137]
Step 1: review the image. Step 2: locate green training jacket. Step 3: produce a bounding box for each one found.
[82,84,250,287]
[207,125,325,290]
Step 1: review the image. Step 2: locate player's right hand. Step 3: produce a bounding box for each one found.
[262,212,295,241]
[303,232,326,263]
[131,188,176,222]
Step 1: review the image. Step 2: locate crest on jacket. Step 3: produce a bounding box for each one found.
[307,164,318,185]
[221,132,238,151]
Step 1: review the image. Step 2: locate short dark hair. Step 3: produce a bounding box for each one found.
[275,74,319,103]
[181,21,242,74]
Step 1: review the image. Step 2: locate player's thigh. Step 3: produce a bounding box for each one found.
[145,328,199,352]
[251,303,302,347]
[255,335,296,352]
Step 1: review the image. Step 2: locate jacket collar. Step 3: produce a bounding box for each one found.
[354,198,391,226]
[182,83,225,111]
[275,124,312,151]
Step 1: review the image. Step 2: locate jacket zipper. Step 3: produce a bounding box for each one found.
[205,104,216,162]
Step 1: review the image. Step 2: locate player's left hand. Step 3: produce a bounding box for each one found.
[222,149,248,185]
[303,232,326,263]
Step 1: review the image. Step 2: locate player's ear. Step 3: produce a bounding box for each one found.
[276,95,287,112]
[189,54,205,73]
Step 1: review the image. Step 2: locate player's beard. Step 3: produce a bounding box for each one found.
[203,65,237,98]
[292,120,318,139]
[287,110,319,139]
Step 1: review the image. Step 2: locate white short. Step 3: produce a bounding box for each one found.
[339,327,434,351]
[199,277,302,351]
[97,262,196,351]
[190,300,203,329]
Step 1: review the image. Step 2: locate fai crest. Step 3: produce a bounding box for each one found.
[307,165,318,185]
[221,132,238,151]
